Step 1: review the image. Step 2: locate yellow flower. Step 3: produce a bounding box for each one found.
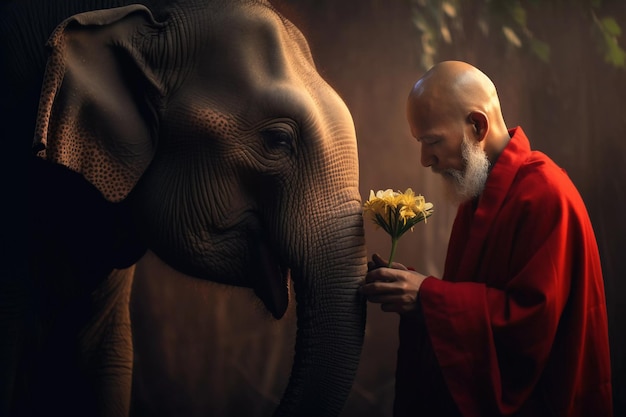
[363,188,434,266]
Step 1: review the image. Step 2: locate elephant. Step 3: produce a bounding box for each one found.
[1,0,368,416]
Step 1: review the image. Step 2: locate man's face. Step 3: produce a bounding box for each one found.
[407,94,490,203]
[410,126,489,202]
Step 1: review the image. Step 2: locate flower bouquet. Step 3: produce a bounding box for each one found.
[363,188,434,267]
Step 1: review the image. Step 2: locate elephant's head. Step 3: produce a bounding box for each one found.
[33,0,367,415]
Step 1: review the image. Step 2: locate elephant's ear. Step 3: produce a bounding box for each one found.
[33,5,165,203]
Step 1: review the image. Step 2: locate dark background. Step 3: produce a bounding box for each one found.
[129,1,626,416]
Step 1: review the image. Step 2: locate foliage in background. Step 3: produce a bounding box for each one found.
[410,0,625,70]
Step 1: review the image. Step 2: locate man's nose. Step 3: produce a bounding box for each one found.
[420,147,436,168]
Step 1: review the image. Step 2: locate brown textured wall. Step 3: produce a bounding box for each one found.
[130,1,626,416]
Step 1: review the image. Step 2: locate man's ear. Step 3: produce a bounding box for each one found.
[468,111,488,141]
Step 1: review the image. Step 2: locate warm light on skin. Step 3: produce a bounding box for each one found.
[407,90,474,174]
[406,60,510,174]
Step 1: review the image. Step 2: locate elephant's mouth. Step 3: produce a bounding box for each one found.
[254,238,291,320]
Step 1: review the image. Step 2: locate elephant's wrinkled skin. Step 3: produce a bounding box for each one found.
[1,1,367,416]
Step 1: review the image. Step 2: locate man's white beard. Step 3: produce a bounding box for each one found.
[439,135,490,204]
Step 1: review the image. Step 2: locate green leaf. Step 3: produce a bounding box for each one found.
[595,17,626,67]
[601,17,622,37]
[530,38,550,63]
[373,213,392,235]
[509,1,527,27]
[412,13,430,33]
[604,39,626,67]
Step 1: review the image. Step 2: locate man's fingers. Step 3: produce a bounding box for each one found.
[389,261,409,271]
[363,268,394,284]
[371,253,409,271]
[360,279,404,295]
[372,253,388,266]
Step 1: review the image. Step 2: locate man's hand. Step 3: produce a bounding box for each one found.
[361,253,427,315]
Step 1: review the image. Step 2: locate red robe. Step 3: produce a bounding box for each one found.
[394,127,613,417]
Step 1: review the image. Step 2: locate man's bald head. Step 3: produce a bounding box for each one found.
[409,61,498,117]
[407,61,509,163]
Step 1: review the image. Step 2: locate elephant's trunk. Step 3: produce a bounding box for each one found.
[275,210,367,416]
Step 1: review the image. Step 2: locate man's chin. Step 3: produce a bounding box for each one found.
[434,167,461,178]
[440,176,470,205]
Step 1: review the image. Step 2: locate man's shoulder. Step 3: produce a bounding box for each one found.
[517,150,571,190]
[510,150,587,214]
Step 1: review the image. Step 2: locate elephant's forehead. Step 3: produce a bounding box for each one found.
[167,2,354,138]
[191,3,314,89]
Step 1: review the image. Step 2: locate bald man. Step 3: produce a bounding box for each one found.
[360,61,613,417]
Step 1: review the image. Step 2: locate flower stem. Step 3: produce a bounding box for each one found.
[388,237,398,267]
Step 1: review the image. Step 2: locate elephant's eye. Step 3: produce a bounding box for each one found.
[260,123,297,154]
